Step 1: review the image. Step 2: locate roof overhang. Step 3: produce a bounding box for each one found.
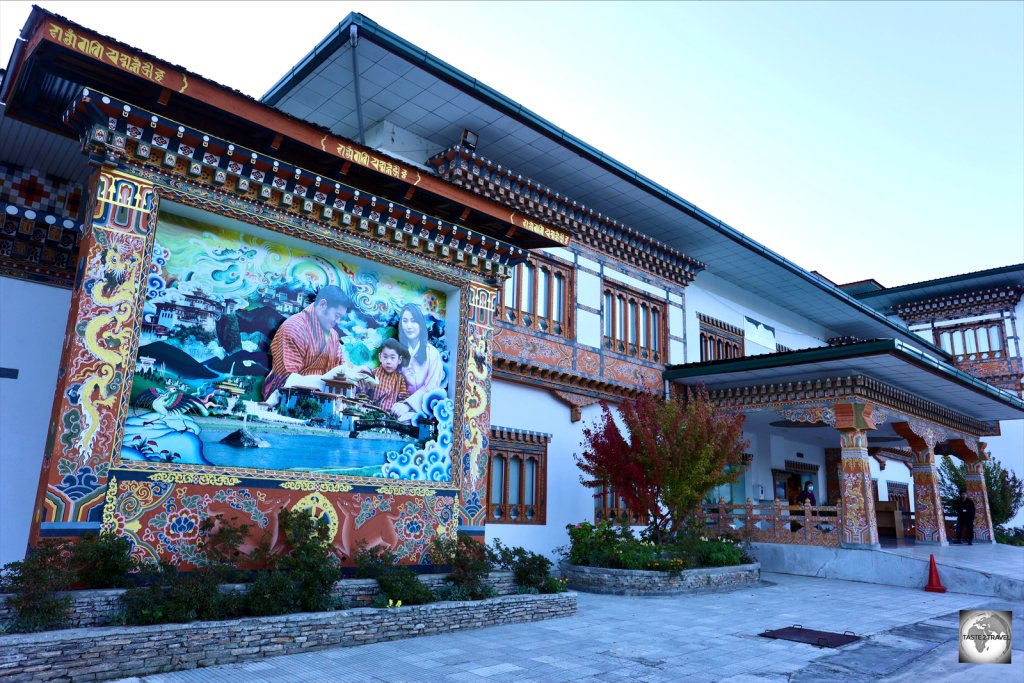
[665,339,1024,423]
[262,12,948,353]
[0,8,568,253]
[852,264,1024,314]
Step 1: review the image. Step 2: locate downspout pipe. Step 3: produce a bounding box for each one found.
[350,24,366,146]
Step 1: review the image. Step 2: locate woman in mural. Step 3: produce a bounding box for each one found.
[392,302,444,423]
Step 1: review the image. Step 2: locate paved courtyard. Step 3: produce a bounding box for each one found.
[114,572,1022,682]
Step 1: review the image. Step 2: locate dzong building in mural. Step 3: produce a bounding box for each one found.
[0,8,1022,573]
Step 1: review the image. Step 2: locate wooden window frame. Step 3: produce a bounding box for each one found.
[933,320,1007,363]
[593,483,649,526]
[697,313,744,362]
[486,430,549,525]
[498,253,574,339]
[601,280,666,362]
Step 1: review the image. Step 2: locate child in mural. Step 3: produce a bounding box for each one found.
[263,285,371,404]
[392,303,445,423]
[360,339,411,414]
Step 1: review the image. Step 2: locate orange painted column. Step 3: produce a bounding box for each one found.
[963,457,995,543]
[910,448,948,545]
[834,402,881,549]
[837,428,881,549]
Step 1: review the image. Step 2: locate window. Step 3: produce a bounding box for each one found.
[593,483,649,526]
[487,428,549,524]
[601,281,665,362]
[698,313,744,361]
[500,254,572,338]
[886,481,910,512]
[934,321,1006,362]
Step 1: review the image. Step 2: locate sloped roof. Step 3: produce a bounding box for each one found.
[262,12,946,353]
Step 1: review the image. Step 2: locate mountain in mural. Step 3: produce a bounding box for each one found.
[203,350,270,376]
[137,341,218,379]
[236,305,286,337]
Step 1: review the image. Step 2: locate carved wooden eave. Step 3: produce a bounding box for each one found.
[897,286,1024,323]
[428,146,705,286]
[492,356,648,402]
[7,11,570,256]
[490,425,552,445]
[704,374,993,437]
[63,90,532,280]
[550,390,604,422]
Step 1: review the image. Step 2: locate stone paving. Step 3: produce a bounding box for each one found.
[112,573,1023,682]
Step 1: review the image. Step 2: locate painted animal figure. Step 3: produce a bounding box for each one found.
[335,495,400,562]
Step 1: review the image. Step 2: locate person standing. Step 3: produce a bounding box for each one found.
[953,490,976,545]
[796,481,816,507]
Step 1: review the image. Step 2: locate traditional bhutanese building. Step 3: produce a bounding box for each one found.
[1,8,1022,582]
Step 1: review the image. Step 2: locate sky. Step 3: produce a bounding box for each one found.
[0,1,1021,287]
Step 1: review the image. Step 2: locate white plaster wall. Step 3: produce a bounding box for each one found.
[575,309,601,348]
[603,268,667,299]
[576,270,601,309]
[0,277,72,565]
[487,379,600,558]
[685,272,831,362]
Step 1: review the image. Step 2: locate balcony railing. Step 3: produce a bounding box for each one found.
[702,502,843,548]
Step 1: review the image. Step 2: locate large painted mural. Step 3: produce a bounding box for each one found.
[120,214,455,481]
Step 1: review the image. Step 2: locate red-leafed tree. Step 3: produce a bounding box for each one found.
[576,387,748,543]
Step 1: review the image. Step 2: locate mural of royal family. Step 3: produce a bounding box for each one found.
[120,214,454,481]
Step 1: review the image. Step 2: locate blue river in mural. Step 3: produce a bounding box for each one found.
[200,430,411,473]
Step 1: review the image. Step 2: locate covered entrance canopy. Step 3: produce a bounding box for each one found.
[665,339,1024,549]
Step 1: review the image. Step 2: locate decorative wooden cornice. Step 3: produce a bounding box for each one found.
[62,89,531,279]
[697,313,744,340]
[550,389,604,422]
[492,356,648,402]
[0,201,83,289]
[897,286,1024,323]
[428,146,705,285]
[705,374,992,437]
[784,459,819,473]
[490,425,552,445]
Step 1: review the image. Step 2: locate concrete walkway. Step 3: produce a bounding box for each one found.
[111,573,1023,682]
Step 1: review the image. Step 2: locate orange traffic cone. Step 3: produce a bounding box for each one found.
[924,554,947,593]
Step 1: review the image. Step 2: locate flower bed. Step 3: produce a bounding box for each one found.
[0,572,519,631]
[560,561,760,596]
[0,591,576,682]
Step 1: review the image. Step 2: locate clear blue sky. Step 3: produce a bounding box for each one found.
[1,1,1021,286]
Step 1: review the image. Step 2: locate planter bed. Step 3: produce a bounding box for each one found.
[0,590,576,682]
[0,572,519,630]
[560,562,760,596]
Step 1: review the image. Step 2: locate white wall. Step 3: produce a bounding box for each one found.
[0,277,72,565]
[685,272,831,361]
[487,378,600,558]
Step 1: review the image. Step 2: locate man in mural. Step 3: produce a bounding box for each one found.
[263,285,370,403]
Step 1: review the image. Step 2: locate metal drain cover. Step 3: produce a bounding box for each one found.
[759,625,860,648]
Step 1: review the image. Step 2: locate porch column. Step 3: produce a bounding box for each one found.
[892,422,947,545]
[950,439,995,543]
[835,401,881,549]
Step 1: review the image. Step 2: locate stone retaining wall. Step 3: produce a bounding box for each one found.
[0,572,519,630]
[560,562,760,595]
[0,591,576,682]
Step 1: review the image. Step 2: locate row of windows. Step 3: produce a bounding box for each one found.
[934,323,1005,361]
[498,254,667,362]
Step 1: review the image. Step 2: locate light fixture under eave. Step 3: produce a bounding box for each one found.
[460,129,478,152]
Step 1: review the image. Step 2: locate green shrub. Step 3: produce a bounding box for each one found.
[431,535,491,599]
[376,567,434,605]
[71,532,135,588]
[996,527,1024,546]
[0,541,73,633]
[488,539,556,592]
[276,507,342,612]
[354,543,433,606]
[695,539,744,567]
[243,570,297,616]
